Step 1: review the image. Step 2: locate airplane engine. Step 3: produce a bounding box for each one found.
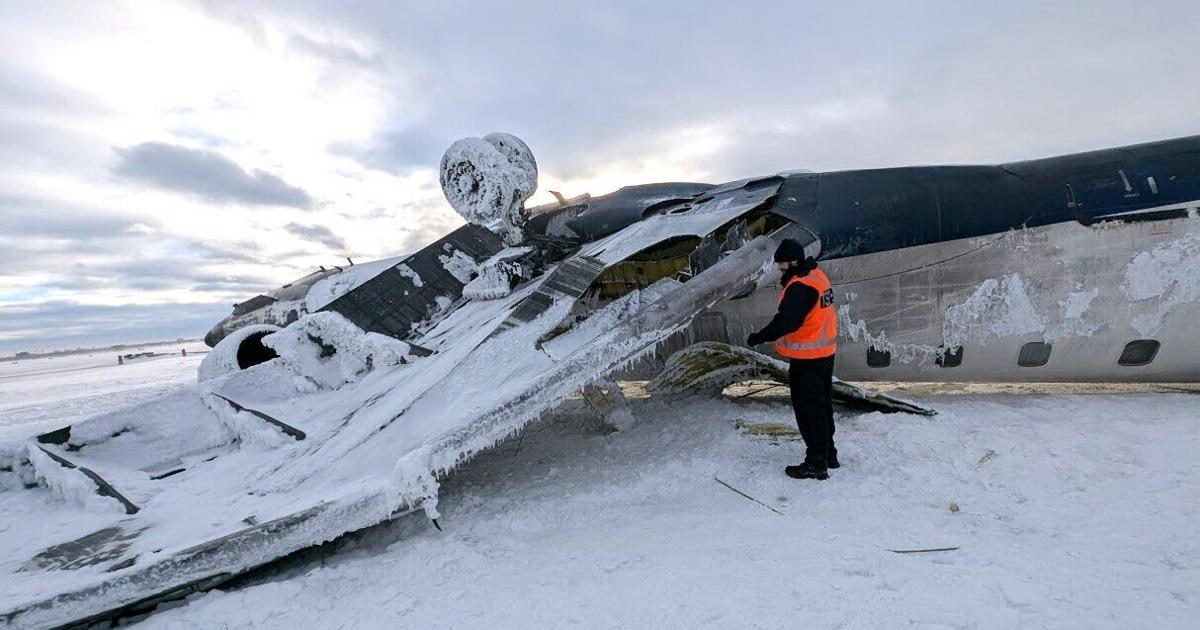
[197,324,281,382]
[439,132,538,245]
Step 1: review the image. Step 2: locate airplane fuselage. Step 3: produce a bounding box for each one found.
[208,134,1200,383]
[710,136,1200,381]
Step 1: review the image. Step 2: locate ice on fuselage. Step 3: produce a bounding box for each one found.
[462,264,516,300]
[396,264,424,288]
[438,247,479,284]
[942,273,1045,348]
[1121,231,1200,336]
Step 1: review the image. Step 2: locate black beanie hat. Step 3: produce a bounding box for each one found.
[773,238,808,262]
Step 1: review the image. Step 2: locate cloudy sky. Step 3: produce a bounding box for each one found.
[1,0,1197,353]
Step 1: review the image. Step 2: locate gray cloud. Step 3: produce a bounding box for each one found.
[190,274,279,293]
[0,58,109,119]
[0,300,233,354]
[232,0,1200,182]
[328,128,445,175]
[0,194,144,239]
[33,254,274,296]
[0,191,271,302]
[114,142,315,208]
[287,32,377,69]
[394,204,462,253]
[284,222,348,250]
[184,240,261,264]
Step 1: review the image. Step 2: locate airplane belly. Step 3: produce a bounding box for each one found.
[718,214,1200,382]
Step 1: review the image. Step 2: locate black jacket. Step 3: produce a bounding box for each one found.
[748,261,819,346]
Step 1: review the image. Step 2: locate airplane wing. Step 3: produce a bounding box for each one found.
[0,180,800,629]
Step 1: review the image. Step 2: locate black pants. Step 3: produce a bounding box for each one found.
[788,355,836,465]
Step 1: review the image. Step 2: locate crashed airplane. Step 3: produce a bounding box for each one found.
[3,133,1198,628]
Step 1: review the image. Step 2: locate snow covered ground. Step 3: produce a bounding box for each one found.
[105,381,1199,630]
[0,342,207,442]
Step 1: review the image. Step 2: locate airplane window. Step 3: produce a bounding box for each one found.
[1018,342,1053,367]
[867,347,891,368]
[1117,339,1160,366]
[936,345,964,367]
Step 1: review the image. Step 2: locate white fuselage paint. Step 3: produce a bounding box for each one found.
[712,213,1200,382]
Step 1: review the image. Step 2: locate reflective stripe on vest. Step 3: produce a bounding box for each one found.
[774,268,838,360]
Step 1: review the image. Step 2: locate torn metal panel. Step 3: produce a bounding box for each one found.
[497,255,606,332]
[551,182,713,242]
[580,176,783,266]
[648,341,937,415]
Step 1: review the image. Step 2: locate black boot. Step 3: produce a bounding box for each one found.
[827,447,840,469]
[785,461,829,480]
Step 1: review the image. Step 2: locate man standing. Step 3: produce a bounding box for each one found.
[746,239,838,480]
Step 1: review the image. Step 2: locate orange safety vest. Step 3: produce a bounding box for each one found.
[774,269,838,360]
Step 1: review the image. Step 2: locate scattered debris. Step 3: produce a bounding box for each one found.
[650,342,937,416]
[580,379,636,433]
[889,547,960,554]
[729,383,786,399]
[734,421,803,441]
[713,476,783,516]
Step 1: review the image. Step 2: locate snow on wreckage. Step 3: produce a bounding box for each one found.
[0,133,928,629]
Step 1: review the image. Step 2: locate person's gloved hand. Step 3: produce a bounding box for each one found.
[746,332,764,347]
